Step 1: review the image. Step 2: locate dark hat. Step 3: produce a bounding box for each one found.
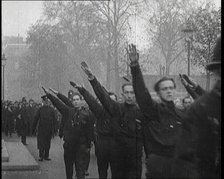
[29,99,34,103]
[206,36,221,71]
[68,90,75,99]
[22,97,27,102]
[41,95,48,101]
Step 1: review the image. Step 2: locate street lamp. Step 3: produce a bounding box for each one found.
[2,53,7,101]
[182,25,194,76]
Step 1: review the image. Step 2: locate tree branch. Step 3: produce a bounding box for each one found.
[170,48,184,65]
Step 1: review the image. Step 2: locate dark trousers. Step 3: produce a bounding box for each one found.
[5,123,13,137]
[122,141,142,179]
[39,147,50,159]
[21,135,26,145]
[84,147,90,172]
[95,136,120,179]
[63,142,87,179]
[146,154,174,178]
[37,135,51,159]
[110,138,143,179]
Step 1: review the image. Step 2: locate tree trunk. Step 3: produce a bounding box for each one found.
[206,70,210,90]
[113,0,120,95]
[206,41,211,90]
[114,37,119,95]
[165,58,171,75]
[106,0,111,90]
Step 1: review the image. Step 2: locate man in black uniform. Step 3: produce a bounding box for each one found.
[81,62,144,179]
[128,44,184,178]
[70,81,120,179]
[32,95,57,161]
[48,88,94,177]
[173,36,221,178]
[42,87,92,179]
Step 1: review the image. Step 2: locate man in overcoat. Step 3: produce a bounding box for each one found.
[32,95,57,161]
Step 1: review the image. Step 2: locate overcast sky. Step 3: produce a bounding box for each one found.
[2,1,43,38]
[2,0,221,39]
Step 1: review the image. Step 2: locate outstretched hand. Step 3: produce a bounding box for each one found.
[81,61,94,80]
[182,74,198,88]
[179,74,188,86]
[70,81,81,89]
[127,44,139,63]
[42,86,49,94]
[49,88,58,95]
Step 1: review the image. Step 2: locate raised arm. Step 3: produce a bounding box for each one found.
[180,75,199,99]
[70,81,103,119]
[194,85,206,97]
[42,87,69,115]
[80,62,120,116]
[180,74,206,99]
[128,44,158,119]
[49,88,74,108]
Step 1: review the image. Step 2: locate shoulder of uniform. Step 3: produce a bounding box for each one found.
[80,106,87,111]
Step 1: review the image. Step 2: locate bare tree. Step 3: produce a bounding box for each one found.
[189,3,221,90]
[143,0,202,75]
[92,0,143,94]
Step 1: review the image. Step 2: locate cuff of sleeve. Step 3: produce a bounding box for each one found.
[88,75,95,81]
[129,61,139,67]
[89,76,97,84]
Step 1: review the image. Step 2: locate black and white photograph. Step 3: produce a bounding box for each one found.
[2,0,221,179]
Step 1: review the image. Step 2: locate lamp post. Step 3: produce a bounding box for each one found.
[2,53,7,101]
[182,26,194,76]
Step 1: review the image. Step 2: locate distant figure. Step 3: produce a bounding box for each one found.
[182,96,192,111]
[4,102,14,137]
[20,101,29,145]
[27,99,36,136]
[32,95,57,161]
[174,98,183,110]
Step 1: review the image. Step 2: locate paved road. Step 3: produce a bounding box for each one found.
[2,133,147,179]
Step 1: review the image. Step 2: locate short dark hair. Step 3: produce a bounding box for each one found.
[121,83,133,92]
[108,92,117,100]
[154,77,176,92]
[182,96,191,104]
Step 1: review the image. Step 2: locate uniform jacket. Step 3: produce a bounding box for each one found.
[56,92,94,143]
[174,82,221,178]
[77,86,113,139]
[130,64,184,157]
[89,77,144,146]
[47,93,92,148]
[56,93,74,138]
